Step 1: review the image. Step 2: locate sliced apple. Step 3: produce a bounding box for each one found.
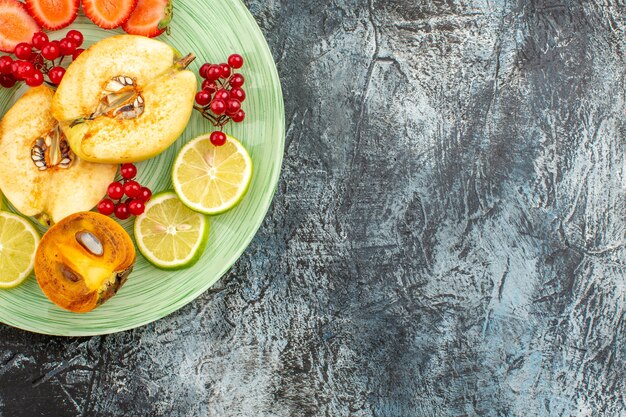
[0,86,117,225]
[52,34,197,164]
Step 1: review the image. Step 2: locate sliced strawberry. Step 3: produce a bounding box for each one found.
[82,0,138,29]
[25,0,78,31]
[0,0,40,53]
[122,0,172,38]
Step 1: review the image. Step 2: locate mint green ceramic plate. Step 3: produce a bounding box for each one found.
[0,1,284,336]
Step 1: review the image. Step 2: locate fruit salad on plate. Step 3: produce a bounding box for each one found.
[0,0,253,313]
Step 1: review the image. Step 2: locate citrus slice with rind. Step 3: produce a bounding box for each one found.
[172,134,253,215]
[134,192,209,269]
[0,211,40,288]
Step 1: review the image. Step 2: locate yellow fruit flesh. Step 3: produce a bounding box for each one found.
[52,35,197,164]
[140,196,202,262]
[64,70,196,163]
[58,245,115,291]
[0,86,117,224]
[35,212,136,312]
[0,218,35,279]
[135,193,208,268]
[0,212,39,288]
[52,35,175,122]
[175,135,252,213]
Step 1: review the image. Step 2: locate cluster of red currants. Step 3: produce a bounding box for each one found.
[194,54,246,146]
[97,163,152,220]
[0,30,85,89]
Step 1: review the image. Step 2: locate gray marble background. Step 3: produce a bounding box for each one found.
[1,0,624,416]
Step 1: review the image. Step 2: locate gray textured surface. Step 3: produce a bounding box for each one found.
[1,0,625,416]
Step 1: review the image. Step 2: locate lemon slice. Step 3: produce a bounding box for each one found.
[172,134,253,215]
[0,211,40,288]
[134,192,209,269]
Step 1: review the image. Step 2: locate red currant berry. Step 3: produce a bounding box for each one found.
[226,99,241,115]
[202,79,217,93]
[120,163,137,179]
[229,73,244,88]
[66,30,84,47]
[210,99,226,115]
[14,43,32,60]
[48,66,66,85]
[107,181,124,199]
[41,42,61,60]
[206,64,222,81]
[214,89,229,101]
[231,109,245,123]
[228,54,244,69]
[123,180,141,198]
[30,54,44,68]
[137,187,152,202]
[72,48,84,60]
[199,63,211,78]
[59,38,77,56]
[195,91,211,106]
[0,74,16,88]
[31,32,48,49]
[15,61,35,80]
[0,56,12,75]
[97,198,115,215]
[128,199,145,216]
[210,131,227,146]
[219,63,231,78]
[114,202,130,220]
[230,87,246,102]
[25,70,44,87]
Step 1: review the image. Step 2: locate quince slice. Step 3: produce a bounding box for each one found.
[0,86,117,225]
[52,34,197,164]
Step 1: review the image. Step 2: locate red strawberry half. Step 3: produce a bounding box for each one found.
[122,0,172,38]
[25,0,79,31]
[82,0,138,29]
[0,0,40,53]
